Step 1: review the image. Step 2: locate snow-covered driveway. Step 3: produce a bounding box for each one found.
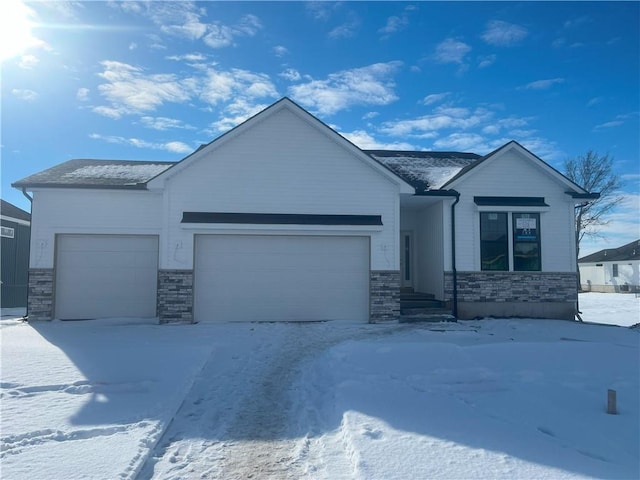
[138,321,410,479]
[2,294,638,480]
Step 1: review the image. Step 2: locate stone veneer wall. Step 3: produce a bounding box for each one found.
[444,271,578,319]
[370,270,400,322]
[27,268,54,321]
[157,270,193,324]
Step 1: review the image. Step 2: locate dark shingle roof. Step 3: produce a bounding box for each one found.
[12,159,175,190]
[579,239,640,263]
[0,199,30,221]
[365,150,481,191]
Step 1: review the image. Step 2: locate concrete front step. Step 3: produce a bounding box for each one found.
[400,313,457,323]
[401,299,446,309]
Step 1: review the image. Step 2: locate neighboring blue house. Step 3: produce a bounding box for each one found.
[1,199,31,309]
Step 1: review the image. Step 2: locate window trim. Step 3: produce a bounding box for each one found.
[478,211,543,272]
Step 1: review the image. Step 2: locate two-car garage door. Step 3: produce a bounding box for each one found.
[55,235,158,320]
[54,234,370,322]
[194,235,370,322]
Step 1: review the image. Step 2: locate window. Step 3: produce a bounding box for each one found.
[1,226,14,238]
[480,212,508,270]
[512,213,541,271]
[612,264,619,277]
[480,212,542,271]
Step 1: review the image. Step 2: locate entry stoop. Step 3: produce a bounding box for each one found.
[400,291,455,323]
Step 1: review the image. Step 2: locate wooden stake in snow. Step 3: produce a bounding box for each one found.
[607,389,617,415]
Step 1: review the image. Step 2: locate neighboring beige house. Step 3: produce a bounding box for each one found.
[579,239,640,293]
[13,98,597,323]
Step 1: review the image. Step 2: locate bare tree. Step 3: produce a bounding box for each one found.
[564,151,624,259]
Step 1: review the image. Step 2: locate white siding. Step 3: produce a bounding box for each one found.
[580,261,640,289]
[451,149,577,272]
[161,107,399,270]
[29,189,162,268]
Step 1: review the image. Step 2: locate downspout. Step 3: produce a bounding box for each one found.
[450,191,460,318]
[574,200,590,322]
[21,188,33,321]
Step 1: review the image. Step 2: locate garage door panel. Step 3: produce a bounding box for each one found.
[55,235,158,320]
[195,235,369,322]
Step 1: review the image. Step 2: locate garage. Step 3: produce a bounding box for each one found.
[55,234,159,320]
[194,234,370,322]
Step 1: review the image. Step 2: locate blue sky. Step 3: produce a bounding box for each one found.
[1,1,638,255]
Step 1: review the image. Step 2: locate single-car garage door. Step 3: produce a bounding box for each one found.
[55,234,158,320]
[194,235,369,322]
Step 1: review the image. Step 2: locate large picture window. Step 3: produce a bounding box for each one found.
[480,212,542,271]
[480,212,508,270]
[512,213,541,271]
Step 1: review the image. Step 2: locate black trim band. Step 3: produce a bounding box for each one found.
[182,212,383,226]
[474,196,548,207]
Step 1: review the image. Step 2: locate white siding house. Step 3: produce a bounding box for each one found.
[579,239,640,293]
[13,98,596,323]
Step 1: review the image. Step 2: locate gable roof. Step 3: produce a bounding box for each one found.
[146,97,414,193]
[12,159,174,190]
[443,140,590,195]
[1,199,30,221]
[366,150,481,191]
[578,239,640,263]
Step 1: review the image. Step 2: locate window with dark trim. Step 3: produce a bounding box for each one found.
[480,212,508,270]
[512,213,541,271]
[612,264,619,277]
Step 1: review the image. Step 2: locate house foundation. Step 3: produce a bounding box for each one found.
[445,271,577,320]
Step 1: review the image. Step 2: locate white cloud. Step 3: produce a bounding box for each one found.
[434,38,471,64]
[587,97,603,107]
[203,14,262,48]
[594,120,624,130]
[129,42,137,50]
[481,20,528,46]
[201,68,277,106]
[93,60,195,118]
[328,20,360,39]
[362,111,379,120]
[380,105,490,137]
[289,61,402,115]
[209,98,271,133]
[140,116,195,131]
[379,15,408,35]
[279,68,301,82]
[422,92,451,106]
[89,132,193,154]
[273,45,289,57]
[478,54,497,68]
[579,191,640,256]
[18,54,39,69]
[341,130,416,150]
[306,2,340,21]
[76,87,90,101]
[166,52,206,62]
[12,89,38,101]
[521,78,565,90]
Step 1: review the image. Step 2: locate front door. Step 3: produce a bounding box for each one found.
[400,231,413,289]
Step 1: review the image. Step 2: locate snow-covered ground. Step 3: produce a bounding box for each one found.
[1,294,638,480]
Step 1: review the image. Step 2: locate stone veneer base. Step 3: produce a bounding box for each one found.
[370,270,400,322]
[157,270,193,324]
[27,268,54,321]
[445,271,578,320]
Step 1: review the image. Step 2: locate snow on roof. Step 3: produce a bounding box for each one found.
[366,151,481,190]
[63,163,173,184]
[13,159,175,189]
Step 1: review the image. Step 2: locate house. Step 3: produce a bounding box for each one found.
[579,239,640,292]
[1,199,31,309]
[12,98,597,323]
